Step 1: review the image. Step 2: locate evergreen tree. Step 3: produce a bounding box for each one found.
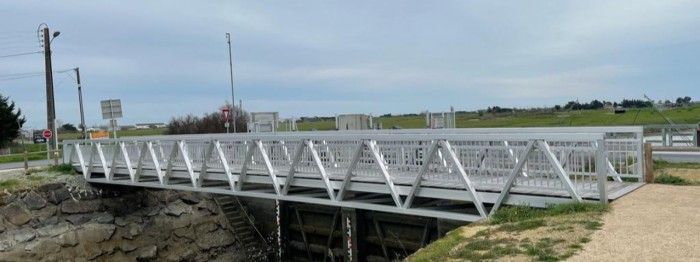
[0,93,26,149]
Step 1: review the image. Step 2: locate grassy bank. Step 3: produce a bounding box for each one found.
[407,203,610,262]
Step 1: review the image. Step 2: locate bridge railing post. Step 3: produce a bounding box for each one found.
[596,139,608,204]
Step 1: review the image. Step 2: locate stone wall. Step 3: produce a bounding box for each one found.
[0,183,245,262]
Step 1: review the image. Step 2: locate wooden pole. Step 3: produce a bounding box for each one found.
[23,150,28,172]
[644,142,654,183]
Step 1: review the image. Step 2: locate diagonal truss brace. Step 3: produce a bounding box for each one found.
[282,140,336,200]
[367,140,403,208]
[86,142,109,179]
[236,140,282,195]
[440,140,488,218]
[489,140,537,217]
[537,140,582,202]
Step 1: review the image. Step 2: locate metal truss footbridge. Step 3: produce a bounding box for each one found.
[63,127,645,222]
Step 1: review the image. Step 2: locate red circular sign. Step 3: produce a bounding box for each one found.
[43,129,53,139]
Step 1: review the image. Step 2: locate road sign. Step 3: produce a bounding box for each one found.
[100,99,123,120]
[222,108,230,122]
[42,129,53,139]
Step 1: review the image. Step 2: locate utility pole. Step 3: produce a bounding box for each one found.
[75,67,87,140]
[226,33,236,133]
[42,26,58,163]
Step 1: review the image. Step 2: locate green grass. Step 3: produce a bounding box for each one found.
[653,159,700,170]
[408,228,467,262]
[48,163,76,175]
[498,219,547,232]
[490,202,610,225]
[654,174,692,185]
[0,152,49,164]
[0,179,20,189]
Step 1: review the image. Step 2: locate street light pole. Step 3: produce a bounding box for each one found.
[226,33,236,133]
[75,67,87,140]
[41,25,60,164]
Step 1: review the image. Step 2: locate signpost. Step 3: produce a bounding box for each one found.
[222,108,231,133]
[100,99,123,139]
[42,129,56,164]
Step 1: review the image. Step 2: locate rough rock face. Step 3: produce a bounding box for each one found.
[0,183,246,261]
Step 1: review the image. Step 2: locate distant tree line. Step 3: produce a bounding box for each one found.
[167,103,248,134]
[485,96,693,115]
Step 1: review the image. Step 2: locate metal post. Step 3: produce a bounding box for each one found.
[75,68,87,140]
[596,139,608,204]
[226,33,236,133]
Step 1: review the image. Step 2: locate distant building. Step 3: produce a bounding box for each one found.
[336,114,371,130]
[603,103,614,110]
[248,112,279,133]
[134,123,166,129]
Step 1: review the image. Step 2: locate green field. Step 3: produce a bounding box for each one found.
[292,105,700,131]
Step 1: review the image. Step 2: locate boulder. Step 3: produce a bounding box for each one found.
[14,228,36,243]
[179,192,202,204]
[196,201,219,215]
[2,203,32,226]
[118,242,137,253]
[76,242,104,260]
[144,206,161,217]
[77,224,116,243]
[39,216,59,227]
[24,239,60,255]
[47,188,71,205]
[164,200,191,217]
[61,200,103,214]
[136,245,158,260]
[23,191,47,210]
[125,215,144,224]
[196,229,236,250]
[37,222,72,237]
[31,204,57,218]
[114,217,128,227]
[66,214,91,225]
[173,227,195,242]
[194,222,219,234]
[58,231,79,247]
[0,225,5,233]
[121,224,143,240]
[96,213,114,224]
[37,183,65,192]
[2,194,16,205]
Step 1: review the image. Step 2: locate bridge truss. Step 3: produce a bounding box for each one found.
[63,127,645,222]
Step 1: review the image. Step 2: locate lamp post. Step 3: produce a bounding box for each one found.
[226,33,236,133]
[38,23,60,164]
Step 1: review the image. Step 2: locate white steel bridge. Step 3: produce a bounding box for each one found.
[63,127,645,222]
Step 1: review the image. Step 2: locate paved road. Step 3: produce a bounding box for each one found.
[653,151,700,163]
[0,158,63,171]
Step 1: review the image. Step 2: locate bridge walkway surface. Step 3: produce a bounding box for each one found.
[63,127,647,222]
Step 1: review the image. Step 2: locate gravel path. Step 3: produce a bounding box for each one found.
[570,184,700,262]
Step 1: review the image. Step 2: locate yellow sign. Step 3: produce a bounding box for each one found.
[90,131,109,139]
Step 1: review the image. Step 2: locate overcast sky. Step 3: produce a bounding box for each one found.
[1,1,699,129]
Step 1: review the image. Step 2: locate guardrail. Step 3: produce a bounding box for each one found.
[62,127,643,221]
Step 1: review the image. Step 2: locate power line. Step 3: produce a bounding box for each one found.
[0,51,42,59]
